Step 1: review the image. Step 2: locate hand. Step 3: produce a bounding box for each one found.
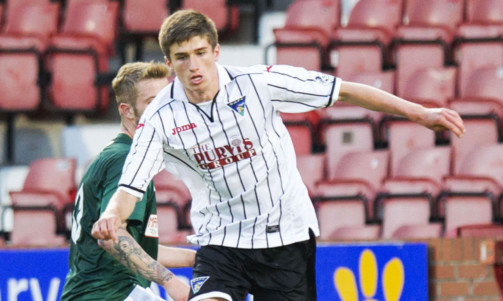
[164,276,191,301]
[415,108,465,138]
[91,209,121,243]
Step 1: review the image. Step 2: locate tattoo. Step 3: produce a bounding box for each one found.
[104,227,174,284]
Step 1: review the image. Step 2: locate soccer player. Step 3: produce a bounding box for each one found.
[91,10,465,301]
[62,62,194,301]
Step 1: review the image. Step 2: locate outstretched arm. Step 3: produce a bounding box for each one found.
[338,81,465,138]
[99,227,190,301]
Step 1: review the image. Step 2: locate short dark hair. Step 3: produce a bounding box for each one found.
[159,9,218,60]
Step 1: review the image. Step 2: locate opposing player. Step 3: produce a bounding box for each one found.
[92,10,465,301]
[62,62,194,301]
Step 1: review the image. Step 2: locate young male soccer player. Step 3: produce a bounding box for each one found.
[62,62,194,301]
[92,10,465,301]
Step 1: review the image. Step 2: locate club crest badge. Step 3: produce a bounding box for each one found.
[227,96,246,116]
[190,276,210,294]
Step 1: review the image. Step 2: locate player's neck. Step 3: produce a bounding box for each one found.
[120,120,136,139]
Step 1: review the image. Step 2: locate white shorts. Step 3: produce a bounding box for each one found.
[124,285,165,301]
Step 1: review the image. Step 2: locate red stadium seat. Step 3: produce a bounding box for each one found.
[157,202,191,244]
[443,194,493,237]
[284,122,313,155]
[46,0,119,113]
[120,0,170,61]
[271,0,340,70]
[317,150,389,220]
[182,0,239,34]
[316,196,380,241]
[401,67,456,107]
[442,144,503,220]
[465,0,503,24]
[449,66,503,124]
[394,0,464,95]
[9,158,77,232]
[330,0,403,78]
[383,147,450,197]
[458,224,503,238]
[9,208,67,247]
[154,170,191,211]
[450,118,499,174]
[122,0,169,34]
[391,223,442,239]
[384,120,436,177]
[380,195,434,239]
[296,153,326,196]
[322,121,374,180]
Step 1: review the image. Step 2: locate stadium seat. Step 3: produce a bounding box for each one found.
[449,117,499,174]
[317,150,389,220]
[391,223,443,239]
[383,146,450,197]
[393,0,464,95]
[9,208,67,247]
[443,194,494,237]
[315,196,380,241]
[322,121,374,180]
[46,0,119,114]
[457,224,503,238]
[296,153,326,196]
[154,170,191,214]
[384,119,436,177]
[157,202,191,244]
[380,195,434,239]
[448,66,503,126]
[401,67,456,107]
[458,0,503,39]
[0,2,60,112]
[284,121,313,155]
[330,0,403,78]
[270,0,340,70]
[120,0,170,61]
[9,158,77,233]
[182,0,239,34]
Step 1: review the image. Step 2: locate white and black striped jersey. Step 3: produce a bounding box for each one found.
[119,64,341,249]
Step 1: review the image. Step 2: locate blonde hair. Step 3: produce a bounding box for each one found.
[159,9,218,60]
[112,62,170,109]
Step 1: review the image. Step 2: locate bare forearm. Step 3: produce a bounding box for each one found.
[100,227,174,286]
[338,81,426,121]
[158,245,196,268]
[106,189,138,221]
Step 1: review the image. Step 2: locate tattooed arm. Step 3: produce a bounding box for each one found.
[99,227,190,301]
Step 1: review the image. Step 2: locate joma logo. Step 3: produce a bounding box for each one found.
[172,123,197,135]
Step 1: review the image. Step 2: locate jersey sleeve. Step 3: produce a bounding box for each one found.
[118,119,165,199]
[263,65,341,113]
[100,154,146,222]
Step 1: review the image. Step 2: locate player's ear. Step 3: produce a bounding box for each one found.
[213,43,220,61]
[119,103,134,119]
[164,56,171,68]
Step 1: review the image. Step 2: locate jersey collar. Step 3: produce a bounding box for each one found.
[172,63,231,103]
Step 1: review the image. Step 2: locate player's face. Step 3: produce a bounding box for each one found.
[166,35,220,103]
[133,78,169,123]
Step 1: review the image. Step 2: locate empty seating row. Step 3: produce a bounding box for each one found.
[296,142,503,241]
[271,0,503,105]
[0,158,192,247]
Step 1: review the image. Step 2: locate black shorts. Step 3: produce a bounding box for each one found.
[188,230,317,301]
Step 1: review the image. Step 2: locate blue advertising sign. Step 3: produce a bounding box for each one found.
[316,242,428,300]
[0,242,427,301]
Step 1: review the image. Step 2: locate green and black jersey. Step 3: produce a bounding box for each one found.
[61,133,158,301]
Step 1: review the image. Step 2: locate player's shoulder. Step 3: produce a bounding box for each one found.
[223,64,269,79]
